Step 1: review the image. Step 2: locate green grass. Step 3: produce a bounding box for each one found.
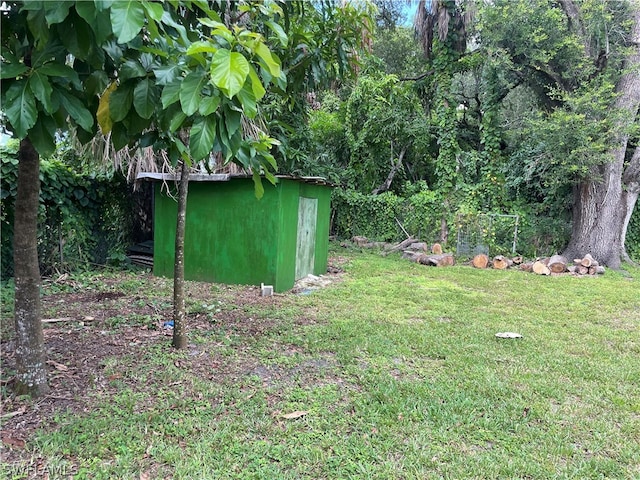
[3,249,640,479]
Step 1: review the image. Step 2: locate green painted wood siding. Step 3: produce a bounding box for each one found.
[153,177,332,292]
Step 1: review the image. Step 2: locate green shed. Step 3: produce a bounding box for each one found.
[139,173,333,292]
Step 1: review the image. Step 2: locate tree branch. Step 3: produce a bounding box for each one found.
[372,145,407,195]
[399,69,435,82]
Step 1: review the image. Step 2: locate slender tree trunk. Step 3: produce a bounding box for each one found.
[563,6,640,268]
[172,160,189,349]
[13,138,49,397]
[621,146,640,262]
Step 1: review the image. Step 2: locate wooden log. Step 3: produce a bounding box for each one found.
[567,265,577,274]
[472,253,489,269]
[520,262,534,272]
[492,255,512,270]
[409,242,428,251]
[431,243,443,254]
[418,253,455,267]
[532,260,551,275]
[362,241,388,249]
[588,265,605,275]
[385,237,420,252]
[576,265,589,275]
[402,250,422,261]
[512,256,523,265]
[352,236,369,247]
[581,253,595,267]
[547,254,568,273]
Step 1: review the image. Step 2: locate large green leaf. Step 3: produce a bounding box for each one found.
[44,1,72,24]
[57,90,94,132]
[247,66,266,101]
[109,82,134,122]
[154,64,181,86]
[161,81,182,108]
[37,63,80,87]
[29,70,53,113]
[119,59,147,82]
[224,106,242,137]
[110,0,145,44]
[236,82,257,119]
[0,63,28,79]
[28,116,56,157]
[169,110,187,133]
[133,78,158,119]
[186,41,218,56]
[179,71,207,116]
[254,42,281,77]
[4,80,37,138]
[142,0,164,21]
[265,20,288,47]
[210,49,250,99]
[198,95,221,116]
[189,116,217,161]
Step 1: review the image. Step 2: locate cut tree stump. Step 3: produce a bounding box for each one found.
[576,265,589,275]
[472,253,489,269]
[547,255,568,273]
[417,253,455,267]
[492,255,512,270]
[532,260,551,275]
[520,262,534,272]
[580,253,595,267]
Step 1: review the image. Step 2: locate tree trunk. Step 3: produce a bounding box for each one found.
[172,160,189,349]
[563,7,640,268]
[13,139,49,397]
[371,146,407,195]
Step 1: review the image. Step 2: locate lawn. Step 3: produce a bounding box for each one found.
[1,246,639,479]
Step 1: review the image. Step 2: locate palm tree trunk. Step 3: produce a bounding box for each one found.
[13,138,49,396]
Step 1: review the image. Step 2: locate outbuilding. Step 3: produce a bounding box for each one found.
[138,173,333,292]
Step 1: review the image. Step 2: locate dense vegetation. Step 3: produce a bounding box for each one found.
[1,0,638,396]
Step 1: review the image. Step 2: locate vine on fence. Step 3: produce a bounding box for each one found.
[1,140,134,278]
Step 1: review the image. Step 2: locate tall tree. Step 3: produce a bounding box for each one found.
[414,0,640,266]
[563,3,640,267]
[1,0,373,395]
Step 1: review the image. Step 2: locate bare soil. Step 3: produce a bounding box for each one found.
[0,258,347,471]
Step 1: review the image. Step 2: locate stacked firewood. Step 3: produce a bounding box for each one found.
[471,253,605,276]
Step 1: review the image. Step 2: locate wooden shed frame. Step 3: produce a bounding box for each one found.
[138,173,333,292]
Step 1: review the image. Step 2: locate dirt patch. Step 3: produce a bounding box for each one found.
[0,259,347,469]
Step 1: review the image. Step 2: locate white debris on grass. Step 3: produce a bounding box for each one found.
[495,332,523,339]
[293,274,333,294]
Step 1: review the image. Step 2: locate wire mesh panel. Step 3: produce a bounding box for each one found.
[456,214,519,257]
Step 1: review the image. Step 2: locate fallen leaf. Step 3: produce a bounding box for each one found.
[2,436,26,448]
[46,360,68,371]
[107,374,122,381]
[280,410,309,419]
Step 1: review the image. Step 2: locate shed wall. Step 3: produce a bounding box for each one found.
[153,178,331,292]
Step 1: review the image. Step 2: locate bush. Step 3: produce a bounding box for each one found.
[1,141,134,279]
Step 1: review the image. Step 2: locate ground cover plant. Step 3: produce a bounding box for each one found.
[1,246,639,479]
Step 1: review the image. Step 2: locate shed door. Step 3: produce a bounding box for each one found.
[295,197,317,280]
